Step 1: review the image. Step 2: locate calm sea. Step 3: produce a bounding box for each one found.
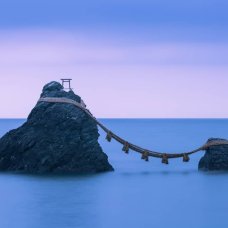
[0,119,228,228]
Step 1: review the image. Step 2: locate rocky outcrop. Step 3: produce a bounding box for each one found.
[199,138,228,171]
[0,81,113,174]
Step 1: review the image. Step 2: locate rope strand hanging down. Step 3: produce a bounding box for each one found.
[38,97,228,164]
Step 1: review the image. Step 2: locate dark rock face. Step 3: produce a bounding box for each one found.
[0,81,113,174]
[199,138,228,171]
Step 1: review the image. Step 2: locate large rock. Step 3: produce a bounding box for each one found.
[199,138,228,171]
[0,81,114,174]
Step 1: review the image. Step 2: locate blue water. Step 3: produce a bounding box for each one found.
[1,119,228,228]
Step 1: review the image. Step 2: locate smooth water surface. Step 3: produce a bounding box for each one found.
[0,119,228,228]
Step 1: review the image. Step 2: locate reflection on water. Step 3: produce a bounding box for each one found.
[0,119,228,228]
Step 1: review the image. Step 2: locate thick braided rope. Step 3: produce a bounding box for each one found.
[38,97,228,161]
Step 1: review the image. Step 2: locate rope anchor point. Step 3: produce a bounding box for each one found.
[141,151,149,162]
[162,154,169,165]
[183,153,190,162]
[106,131,112,142]
[122,142,130,154]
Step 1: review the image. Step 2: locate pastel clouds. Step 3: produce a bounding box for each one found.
[0,30,228,67]
[0,30,228,118]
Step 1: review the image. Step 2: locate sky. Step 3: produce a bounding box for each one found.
[0,0,228,118]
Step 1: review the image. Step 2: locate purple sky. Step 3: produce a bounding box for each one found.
[0,1,227,118]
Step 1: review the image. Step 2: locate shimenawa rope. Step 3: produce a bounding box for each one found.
[38,97,228,164]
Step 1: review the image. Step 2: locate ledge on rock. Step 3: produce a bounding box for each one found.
[0,81,114,174]
[198,138,228,171]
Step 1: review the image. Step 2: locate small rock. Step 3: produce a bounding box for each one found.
[198,138,228,171]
